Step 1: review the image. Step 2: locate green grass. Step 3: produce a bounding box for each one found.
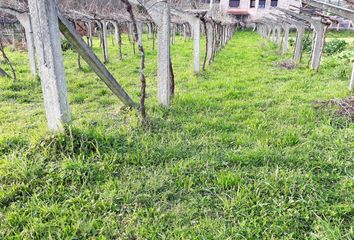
[326,29,354,39]
[290,29,354,43]
[0,31,353,239]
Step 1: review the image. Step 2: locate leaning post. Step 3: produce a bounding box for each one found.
[28,0,71,132]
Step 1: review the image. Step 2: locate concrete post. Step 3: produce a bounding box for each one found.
[102,21,109,63]
[265,25,270,39]
[221,25,225,47]
[192,18,201,73]
[271,27,275,41]
[282,23,290,54]
[207,22,214,64]
[157,5,171,105]
[11,27,16,50]
[276,26,281,46]
[272,14,306,63]
[87,21,93,48]
[277,8,328,71]
[171,10,202,73]
[113,22,122,60]
[183,24,187,41]
[57,13,136,108]
[17,14,37,76]
[147,22,152,39]
[128,0,171,105]
[224,25,228,44]
[147,4,172,106]
[293,25,305,63]
[0,8,37,76]
[261,25,265,38]
[259,24,264,37]
[137,22,143,46]
[349,63,354,91]
[171,23,176,45]
[28,0,71,132]
[25,17,37,76]
[129,23,134,42]
[310,22,328,71]
[256,24,260,35]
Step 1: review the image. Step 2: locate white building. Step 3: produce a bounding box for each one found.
[219,0,301,22]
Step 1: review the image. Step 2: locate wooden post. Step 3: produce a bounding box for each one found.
[28,0,71,132]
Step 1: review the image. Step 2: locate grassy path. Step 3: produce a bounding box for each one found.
[0,32,353,239]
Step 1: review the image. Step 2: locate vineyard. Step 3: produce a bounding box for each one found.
[0,0,353,239]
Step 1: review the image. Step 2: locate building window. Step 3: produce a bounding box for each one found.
[259,0,266,8]
[229,0,240,8]
[199,0,221,3]
[250,0,256,8]
[271,0,278,7]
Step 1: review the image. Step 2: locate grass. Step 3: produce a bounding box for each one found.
[0,31,353,239]
[289,29,354,43]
